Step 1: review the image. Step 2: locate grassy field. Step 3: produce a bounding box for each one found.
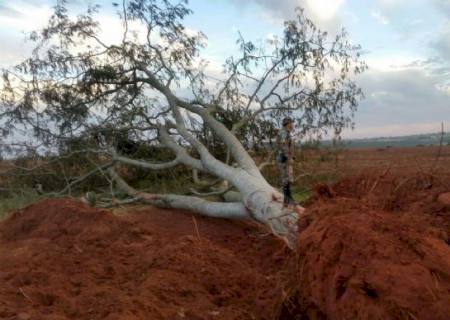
[0,191,41,220]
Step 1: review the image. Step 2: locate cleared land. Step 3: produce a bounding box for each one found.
[0,146,449,319]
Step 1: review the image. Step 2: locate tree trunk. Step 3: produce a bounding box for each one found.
[234,175,300,247]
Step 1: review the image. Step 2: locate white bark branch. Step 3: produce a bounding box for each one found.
[158,127,205,171]
[156,195,250,219]
[114,154,180,170]
[137,69,261,176]
[166,104,243,183]
[193,107,264,178]
[189,184,233,197]
[108,168,250,219]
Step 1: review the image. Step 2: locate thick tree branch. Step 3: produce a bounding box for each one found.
[114,154,180,170]
[108,168,250,219]
[189,184,234,197]
[157,126,205,171]
[136,68,262,176]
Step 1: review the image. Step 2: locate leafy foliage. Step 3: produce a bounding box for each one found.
[1,0,366,169]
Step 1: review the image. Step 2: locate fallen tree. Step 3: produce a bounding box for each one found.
[0,0,366,247]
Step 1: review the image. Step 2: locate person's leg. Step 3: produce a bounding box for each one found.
[281,162,295,205]
[282,183,291,204]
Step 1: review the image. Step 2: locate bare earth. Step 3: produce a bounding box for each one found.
[0,147,449,319]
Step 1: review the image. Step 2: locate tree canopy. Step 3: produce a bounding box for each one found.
[0,0,367,247]
[1,0,366,154]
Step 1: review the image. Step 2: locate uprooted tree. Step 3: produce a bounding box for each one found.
[0,0,366,247]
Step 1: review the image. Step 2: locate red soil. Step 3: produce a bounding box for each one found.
[1,170,450,319]
[0,199,293,320]
[289,171,450,320]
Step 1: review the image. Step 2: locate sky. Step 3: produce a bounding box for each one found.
[0,0,449,139]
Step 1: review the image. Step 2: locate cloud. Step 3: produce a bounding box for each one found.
[373,0,438,40]
[0,2,54,67]
[431,23,450,60]
[306,0,346,22]
[0,0,51,17]
[230,0,347,31]
[371,11,390,25]
[345,0,450,137]
[370,0,449,83]
[348,65,450,138]
[0,4,24,18]
[434,0,450,16]
[376,0,407,10]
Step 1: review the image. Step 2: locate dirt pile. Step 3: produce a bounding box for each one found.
[0,170,449,319]
[0,199,292,320]
[283,171,450,319]
[438,192,450,207]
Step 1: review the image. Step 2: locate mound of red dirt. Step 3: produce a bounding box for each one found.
[283,171,450,319]
[438,192,450,207]
[1,171,450,319]
[0,199,292,320]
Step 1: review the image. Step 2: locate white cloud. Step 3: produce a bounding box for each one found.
[436,83,450,96]
[409,18,423,26]
[0,3,52,67]
[371,10,390,25]
[0,4,51,31]
[366,56,419,72]
[0,4,23,18]
[306,0,346,21]
[370,90,389,98]
[376,0,407,11]
[231,0,347,31]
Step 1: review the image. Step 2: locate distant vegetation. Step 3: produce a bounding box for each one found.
[319,132,450,149]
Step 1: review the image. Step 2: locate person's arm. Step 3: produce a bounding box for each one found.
[289,136,295,160]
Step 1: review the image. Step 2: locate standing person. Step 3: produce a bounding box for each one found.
[277,117,296,206]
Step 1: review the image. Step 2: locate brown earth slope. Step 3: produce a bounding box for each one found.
[0,170,450,319]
